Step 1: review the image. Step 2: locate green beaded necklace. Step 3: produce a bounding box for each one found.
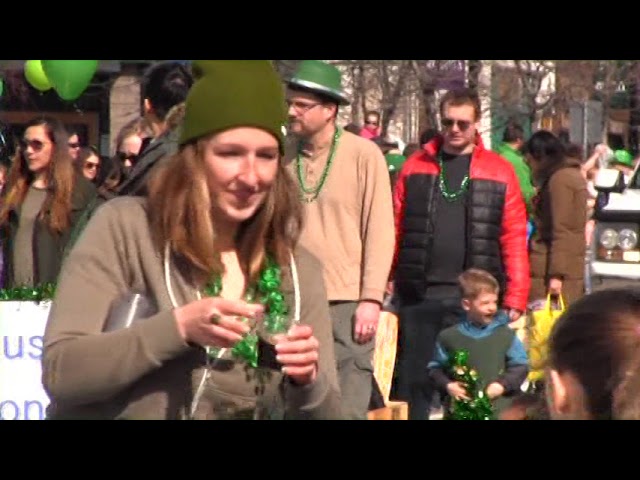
[437,150,470,202]
[295,127,342,203]
[202,255,289,368]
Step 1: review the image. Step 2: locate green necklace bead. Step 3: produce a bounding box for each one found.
[437,150,470,202]
[296,127,342,203]
[202,255,289,368]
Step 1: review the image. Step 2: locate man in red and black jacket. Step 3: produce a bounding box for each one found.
[390,88,530,420]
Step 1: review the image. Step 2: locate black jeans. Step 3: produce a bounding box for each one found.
[394,296,463,420]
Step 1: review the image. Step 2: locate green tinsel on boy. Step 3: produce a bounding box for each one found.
[444,350,496,420]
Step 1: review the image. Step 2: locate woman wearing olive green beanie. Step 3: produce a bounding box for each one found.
[42,61,343,420]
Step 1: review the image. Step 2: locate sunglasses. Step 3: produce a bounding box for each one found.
[365,120,379,126]
[84,161,99,170]
[68,142,80,149]
[441,118,472,131]
[117,152,138,163]
[20,138,49,152]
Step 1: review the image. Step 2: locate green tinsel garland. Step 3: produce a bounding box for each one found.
[0,283,57,303]
[444,349,496,421]
[202,255,289,368]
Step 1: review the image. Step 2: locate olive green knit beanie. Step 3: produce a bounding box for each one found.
[179,60,287,151]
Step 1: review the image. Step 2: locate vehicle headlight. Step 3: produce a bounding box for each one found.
[600,228,619,249]
[618,229,638,250]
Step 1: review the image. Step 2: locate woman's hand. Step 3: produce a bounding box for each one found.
[173,297,264,348]
[274,324,319,386]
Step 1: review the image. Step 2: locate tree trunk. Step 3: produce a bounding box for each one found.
[272,60,300,80]
[357,61,368,122]
[411,60,440,134]
[349,62,362,124]
[379,61,412,138]
[467,60,482,93]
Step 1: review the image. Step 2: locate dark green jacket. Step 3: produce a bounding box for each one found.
[1,175,96,288]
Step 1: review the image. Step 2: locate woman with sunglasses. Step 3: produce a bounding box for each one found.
[97,118,149,200]
[0,117,97,289]
[41,61,342,420]
[360,111,381,140]
[76,146,102,183]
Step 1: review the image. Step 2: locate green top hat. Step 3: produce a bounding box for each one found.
[287,60,350,106]
[612,149,634,167]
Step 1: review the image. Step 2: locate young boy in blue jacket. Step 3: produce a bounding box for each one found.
[428,268,529,416]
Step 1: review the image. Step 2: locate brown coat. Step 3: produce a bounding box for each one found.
[529,160,587,306]
[42,196,342,420]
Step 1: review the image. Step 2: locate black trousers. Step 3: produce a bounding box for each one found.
[393,296,463,420]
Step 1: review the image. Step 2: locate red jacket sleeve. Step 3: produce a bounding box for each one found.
[500,164,530,312]
[390,162,409,280]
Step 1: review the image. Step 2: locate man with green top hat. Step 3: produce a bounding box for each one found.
[284,60,396,419]
[609,149,636,185]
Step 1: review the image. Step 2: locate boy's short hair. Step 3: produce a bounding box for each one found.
[458,268,499,299]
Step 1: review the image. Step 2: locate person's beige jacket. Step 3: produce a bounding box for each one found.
[42,197,342,420]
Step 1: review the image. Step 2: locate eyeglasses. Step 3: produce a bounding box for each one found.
[84,162,99,171]
[68,142,80,149]
[286,100,321,115]
[441,118,472,132]
[20,138,49,152]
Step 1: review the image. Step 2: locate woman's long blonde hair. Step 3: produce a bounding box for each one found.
[0,117,76,233]
[147,135,303,286]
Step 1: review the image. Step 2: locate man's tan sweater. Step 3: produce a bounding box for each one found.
[285,130,395,304]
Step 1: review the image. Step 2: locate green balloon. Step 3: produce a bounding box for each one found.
[24,60,52,92]
[41,60,98,101]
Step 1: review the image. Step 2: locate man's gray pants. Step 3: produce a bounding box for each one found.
[330,301,375,420]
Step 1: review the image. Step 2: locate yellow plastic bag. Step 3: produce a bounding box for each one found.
[527,295,565,382]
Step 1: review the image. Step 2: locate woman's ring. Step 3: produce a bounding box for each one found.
[211,314,221,325]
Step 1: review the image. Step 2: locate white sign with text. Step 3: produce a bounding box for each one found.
[0,301,50,420]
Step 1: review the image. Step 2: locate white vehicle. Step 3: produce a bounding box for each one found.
[589,163,640,290]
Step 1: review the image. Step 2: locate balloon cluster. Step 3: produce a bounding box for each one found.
[444,349,495,421]
[23,60,98,101]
